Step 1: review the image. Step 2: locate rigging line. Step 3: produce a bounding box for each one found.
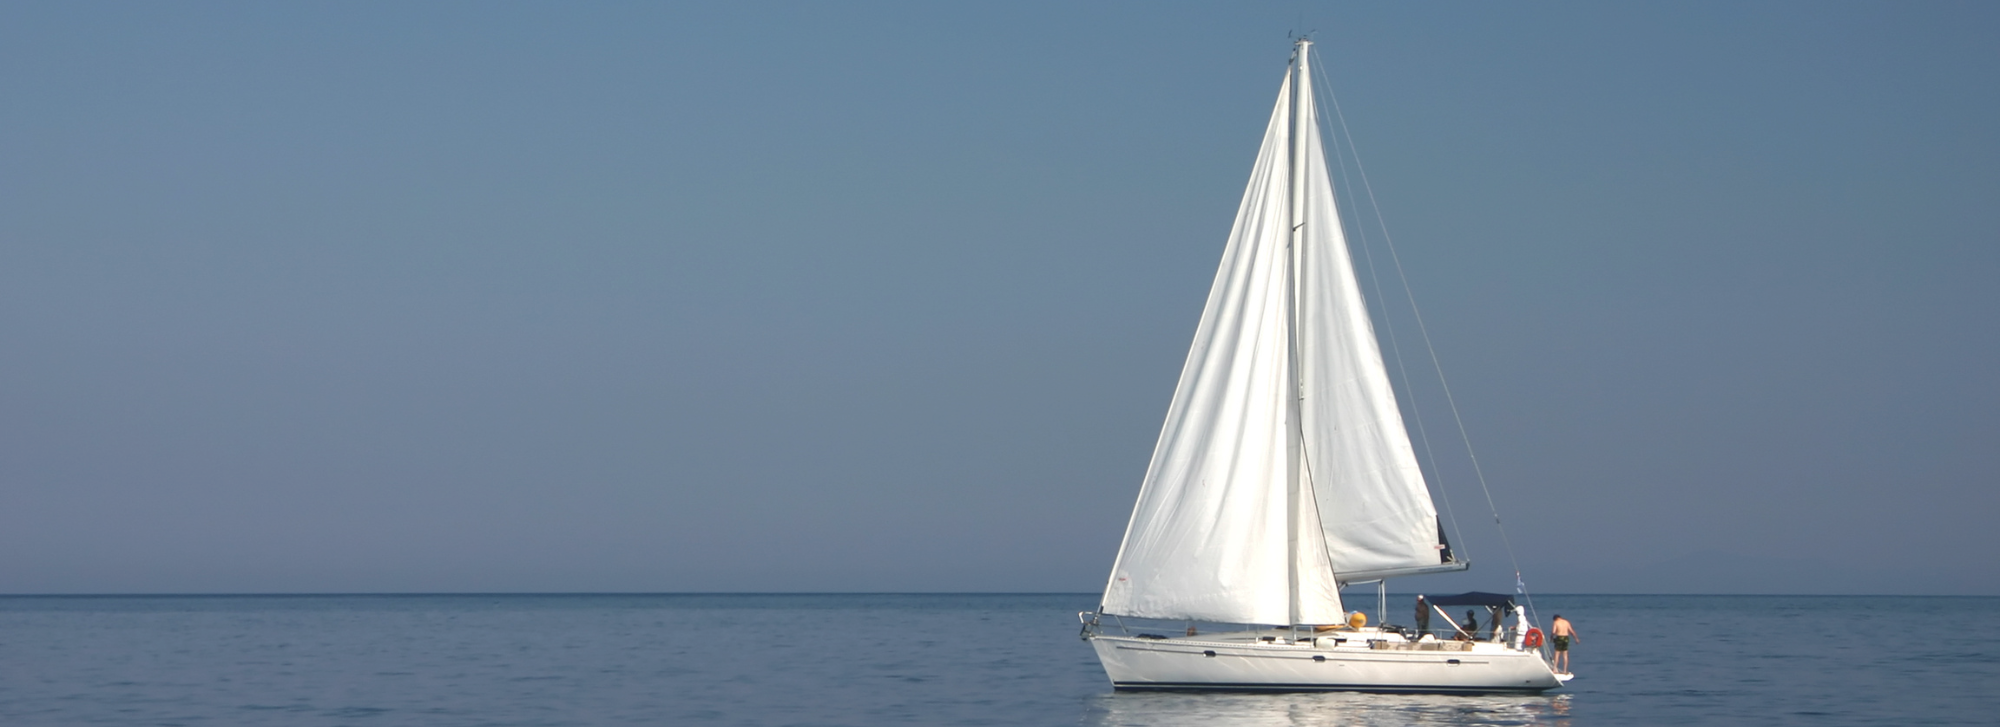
[1308,60,1469,561]
[1296,406,1335,600]
[1312,59,1538,617]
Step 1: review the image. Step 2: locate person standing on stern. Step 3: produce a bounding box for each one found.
[1550,614,1580,675]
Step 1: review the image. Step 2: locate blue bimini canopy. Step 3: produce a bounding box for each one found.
[1421,592,1516,608]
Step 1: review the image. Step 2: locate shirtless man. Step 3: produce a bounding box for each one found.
[1550,614,1579,674]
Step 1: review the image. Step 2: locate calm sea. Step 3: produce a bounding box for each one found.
[0,593,1992,725]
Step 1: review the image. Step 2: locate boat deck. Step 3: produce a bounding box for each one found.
[1120,627,1518,654]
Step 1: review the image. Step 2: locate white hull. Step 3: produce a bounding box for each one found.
[1090,633,1562,694]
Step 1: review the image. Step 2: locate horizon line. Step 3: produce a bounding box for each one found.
[1,591,1992,598]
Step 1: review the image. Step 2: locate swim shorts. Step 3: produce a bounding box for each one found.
[1553,635,1570,651]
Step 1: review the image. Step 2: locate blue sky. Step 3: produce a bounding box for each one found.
[2,2,1994,595]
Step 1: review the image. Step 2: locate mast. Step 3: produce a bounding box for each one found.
[1283,37,1311,627]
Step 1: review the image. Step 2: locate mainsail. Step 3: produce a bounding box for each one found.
[1100,43,1450,626]
[1292,67,1451,582]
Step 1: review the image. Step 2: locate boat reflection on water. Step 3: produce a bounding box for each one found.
[1082,691,1574,727]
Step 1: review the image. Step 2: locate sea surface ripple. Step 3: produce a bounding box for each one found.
[0,593,1993,725]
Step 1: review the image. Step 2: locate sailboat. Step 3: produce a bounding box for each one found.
[1079,39,1564,694]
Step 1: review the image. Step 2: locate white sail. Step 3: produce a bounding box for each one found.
[1293,74,1451,580]
[1100,72,1345,626]
[1102,45,1454,623]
